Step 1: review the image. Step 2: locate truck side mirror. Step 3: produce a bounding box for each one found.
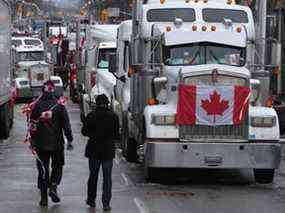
[109,53,116,74]
[250,79,261,105]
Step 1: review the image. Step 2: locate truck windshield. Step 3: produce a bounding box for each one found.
[18,51,45,61]
[12,40,22,47]
[24,39,42,46]
[97,48,116,69]
[163,43,245,67]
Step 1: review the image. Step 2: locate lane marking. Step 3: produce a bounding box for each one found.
[121,172,133,186]
[134,197,150,213]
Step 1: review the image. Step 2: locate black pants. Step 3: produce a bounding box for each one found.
[87,158,113,205]
[37,150,65,190]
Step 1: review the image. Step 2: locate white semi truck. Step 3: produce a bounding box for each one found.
[110,0,282,183]
[12,37,53,99]
[80,24,119,119]
[0,0,13,139]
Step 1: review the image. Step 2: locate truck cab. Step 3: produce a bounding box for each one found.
[114,0,281,183]
[82,42,117,118]
[80,24,118,119]
[12,37,52,99]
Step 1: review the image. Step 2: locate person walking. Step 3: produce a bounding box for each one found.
[30,80,74,206]
[81,94,119,211]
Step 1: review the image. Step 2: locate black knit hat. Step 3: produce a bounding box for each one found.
[96,94,109,106]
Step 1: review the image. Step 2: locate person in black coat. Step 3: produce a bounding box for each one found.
[81,94,119,211]
[30,80,73,206]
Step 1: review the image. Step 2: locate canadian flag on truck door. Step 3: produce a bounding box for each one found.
[176,84,251,126]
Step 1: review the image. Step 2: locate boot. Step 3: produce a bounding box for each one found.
[86,199,96,208]
[39,189,48,206]
[103,204,111,211]
[49,183,60,203]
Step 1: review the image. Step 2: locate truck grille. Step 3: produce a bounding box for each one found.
[180,73,249,142]
[179,122,248,141]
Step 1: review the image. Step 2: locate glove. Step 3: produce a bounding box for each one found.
[66,141,74,151]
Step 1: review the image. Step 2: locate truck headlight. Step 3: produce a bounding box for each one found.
[251,116,276,127]
[152,114,176,125]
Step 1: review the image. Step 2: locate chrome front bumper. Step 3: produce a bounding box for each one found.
[144,142,281,169]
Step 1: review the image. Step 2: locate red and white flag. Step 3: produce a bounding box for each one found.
[176,84,251,126]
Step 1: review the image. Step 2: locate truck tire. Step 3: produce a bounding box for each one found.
[80,111,85,123]
[79,95,85,123]
[0,103,10,139]
[121,112,137,162]
[126,138,138,162]
[254,169,275,184]
[144,166,156,182]
[9,105,14,128]
[121,111,128,153]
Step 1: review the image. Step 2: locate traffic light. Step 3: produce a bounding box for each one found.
[101,9,109,23]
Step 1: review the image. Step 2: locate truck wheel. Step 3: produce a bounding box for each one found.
[80,111,85,123]
[126,138,138,162]
[9,105,14,128]
[121,112,138,162]
[144,166,156,182]
[121,111,128,153]
[254,169,275,184]
[0,103,10,139]
[79,95,86,122]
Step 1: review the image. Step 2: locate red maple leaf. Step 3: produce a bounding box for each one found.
[201,90,229,123]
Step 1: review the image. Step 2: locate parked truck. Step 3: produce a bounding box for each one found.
[79,24,118,120]
[111,0,281,183]
[0,0,14,139]
[260,1,285,135]
[12,36,53,99]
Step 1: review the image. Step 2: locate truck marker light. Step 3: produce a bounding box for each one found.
[202,26,207,31]
[236,27,242,33]
[148,98,158,106]
[211,26,217,31]
[160,0,166,4]
[265,97,273,108]
[128,66,136,77]
[273,67,281,76]
[227,0,234,4]
[192,25,198,31]
[166,26,172,32]
[203,0,208,3]
[185,0,190,3]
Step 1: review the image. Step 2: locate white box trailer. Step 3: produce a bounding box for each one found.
[0,0,13,139]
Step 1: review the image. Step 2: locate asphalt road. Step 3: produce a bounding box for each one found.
[0,102,285,213]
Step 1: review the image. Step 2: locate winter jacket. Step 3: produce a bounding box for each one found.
[81,106,119,160]
[30,93,73,151]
